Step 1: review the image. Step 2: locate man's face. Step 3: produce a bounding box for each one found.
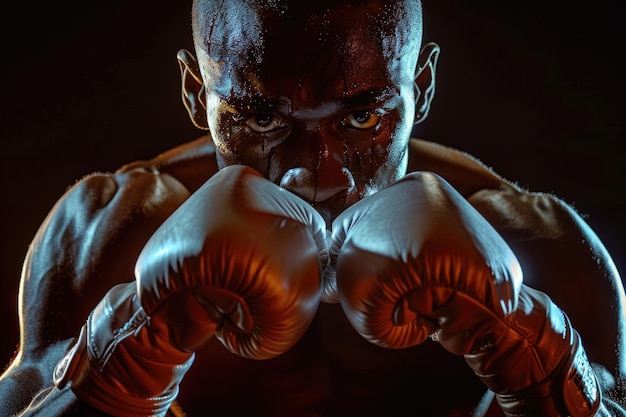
[197,1,420,224]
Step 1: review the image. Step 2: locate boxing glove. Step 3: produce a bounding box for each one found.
[54,165,327,417]
[333,171,600,416]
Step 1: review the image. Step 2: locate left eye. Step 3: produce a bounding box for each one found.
[242,114,287,133]
[341,110,380,129]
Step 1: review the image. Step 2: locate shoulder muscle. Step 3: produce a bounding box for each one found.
[409,138,625,380]
[19,167,191,349]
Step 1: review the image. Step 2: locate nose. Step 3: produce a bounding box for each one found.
[280,166,355,203]
[278,125,357,202]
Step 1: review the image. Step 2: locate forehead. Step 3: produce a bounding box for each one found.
[198,0,420,102]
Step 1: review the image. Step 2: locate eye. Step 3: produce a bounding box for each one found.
[341,110,380,130]
[238,113,287,133]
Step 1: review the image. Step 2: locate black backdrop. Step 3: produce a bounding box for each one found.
[1,1,624,366]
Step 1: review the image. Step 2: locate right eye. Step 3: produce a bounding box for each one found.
[235,113,287,133]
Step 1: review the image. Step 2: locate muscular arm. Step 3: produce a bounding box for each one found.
[468,181,626,413]
[20,134,217,348]
[19,169,190,350]
[408,137,626,413]
[0,136,218,415]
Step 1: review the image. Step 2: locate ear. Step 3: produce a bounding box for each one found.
[177,49,209,130]
[414,42,440,125]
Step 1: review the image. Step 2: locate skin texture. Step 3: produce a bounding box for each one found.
[0,1,624,416]
[180,0,438,224]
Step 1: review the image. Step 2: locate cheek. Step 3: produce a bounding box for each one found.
[352,115,408,189]
[382,103,413,173]
[379,118,409,169]
[237,139,275,177]
[211,119,273,175]
[209,116,237,167]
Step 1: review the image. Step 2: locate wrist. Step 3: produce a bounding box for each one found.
[496,331,600,417]
[53,284,195,417]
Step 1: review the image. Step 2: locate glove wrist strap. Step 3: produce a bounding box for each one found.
[496,332,600,417]
[54,291,194,417]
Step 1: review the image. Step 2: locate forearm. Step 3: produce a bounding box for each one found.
[594,363,626,416]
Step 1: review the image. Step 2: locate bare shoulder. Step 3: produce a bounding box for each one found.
[0,136,219,413]
[40,136,215,265]
[407,138,508,196]
[409,138,584,242]
[410,139,625,378]
[19,138,217,350]
[120,134,218,192]
[408,138,557,241]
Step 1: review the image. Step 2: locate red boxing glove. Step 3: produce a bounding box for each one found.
[333,172,600,416]
[54,165,327,416]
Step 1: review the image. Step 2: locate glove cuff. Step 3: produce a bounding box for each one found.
[495,331,600,417]
[54,284,195,417]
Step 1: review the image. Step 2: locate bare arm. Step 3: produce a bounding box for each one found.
[0,137,215,415]
[408,137,626,414]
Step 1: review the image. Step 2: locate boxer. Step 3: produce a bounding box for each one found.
[2,0,624,415]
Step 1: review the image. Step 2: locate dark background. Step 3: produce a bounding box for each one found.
[0,1,624,365]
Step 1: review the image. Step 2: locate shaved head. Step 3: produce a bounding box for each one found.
[182,0,437,224]
[191,0,423,93]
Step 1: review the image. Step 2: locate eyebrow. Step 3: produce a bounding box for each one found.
[225,87,398,118]
[342,87,397,107]
[224,95,278,113]
[290,87,399,120]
